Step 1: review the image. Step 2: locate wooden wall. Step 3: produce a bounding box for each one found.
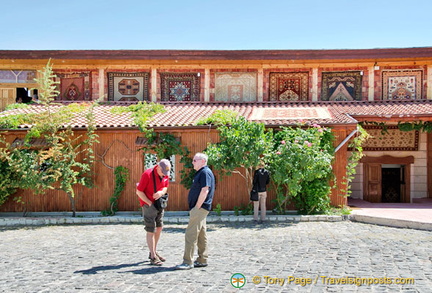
[0,126,351,213]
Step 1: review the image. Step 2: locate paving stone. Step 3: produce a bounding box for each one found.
[0,221,431,292]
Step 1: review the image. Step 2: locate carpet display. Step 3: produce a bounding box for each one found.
[321,71,362,101]
[108,72,150,101]
[362,126,419,151]
[0,70,36,83]
[215,72,257,102]
[382,70,423,100]
[269,72,309,101]
[160,73,200,101]
[56,72,91,101]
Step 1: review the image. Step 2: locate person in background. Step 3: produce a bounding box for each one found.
[252,161,270,223]
[136,159,171,266]
[176,152,215,270]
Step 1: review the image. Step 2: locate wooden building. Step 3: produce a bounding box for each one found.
[0,48,432,213]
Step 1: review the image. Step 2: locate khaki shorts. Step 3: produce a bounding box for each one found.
[142,204,164,233]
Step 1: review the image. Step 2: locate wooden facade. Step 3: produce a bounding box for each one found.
[1,48,432,212]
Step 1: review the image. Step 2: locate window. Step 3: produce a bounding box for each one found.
[144,154,175,181]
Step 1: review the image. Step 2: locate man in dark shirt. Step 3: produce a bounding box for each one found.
[176,152,215,270]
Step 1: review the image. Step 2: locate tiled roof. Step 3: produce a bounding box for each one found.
[1,47,432,61]
[2,100,432,130]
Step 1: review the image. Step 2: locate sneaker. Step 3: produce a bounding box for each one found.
[194,261,208,268]
[175,263,193,270]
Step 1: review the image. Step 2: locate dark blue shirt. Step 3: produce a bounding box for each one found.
[188,165,215,211]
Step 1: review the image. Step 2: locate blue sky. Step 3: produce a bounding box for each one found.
[1,0,431,50]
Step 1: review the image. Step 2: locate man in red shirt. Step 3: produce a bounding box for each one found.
[136,159,171,266]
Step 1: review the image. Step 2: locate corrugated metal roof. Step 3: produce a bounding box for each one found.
[3,100,432,130]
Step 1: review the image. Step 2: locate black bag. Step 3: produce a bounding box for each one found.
[250,189,258,201]
[152,170,169,211]
[154,193,169,211]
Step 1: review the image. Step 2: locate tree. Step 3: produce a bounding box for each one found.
[267,124,335,214]
[0,60,99,216]
[201,110,273,195]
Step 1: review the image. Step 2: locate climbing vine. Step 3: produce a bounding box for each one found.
[342,125,369,198]
[101,166,129,216]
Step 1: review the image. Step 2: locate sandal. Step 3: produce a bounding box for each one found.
[150,257,163,266]
[148,252,166,262]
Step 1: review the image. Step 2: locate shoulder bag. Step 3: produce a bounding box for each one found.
[152,171,169,211]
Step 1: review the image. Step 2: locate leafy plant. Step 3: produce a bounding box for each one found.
[0,60,99,216]
[101,166,129,216]
[214,203,222,216]
[204,112,273,196]
[267,123,335,215]
[111,102,165,135]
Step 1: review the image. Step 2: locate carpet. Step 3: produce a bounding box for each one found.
[269,72,309,101]
[160,73,200,101]
[321,71,362,101]
[361,126,418,151]
[108,72,150,101]
[382,70,423,100]
[56,72,91,100]
[215,72,257,102]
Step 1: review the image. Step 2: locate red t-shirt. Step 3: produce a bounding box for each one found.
[137,167,169,206]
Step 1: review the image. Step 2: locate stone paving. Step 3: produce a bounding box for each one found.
[1,221,432,293]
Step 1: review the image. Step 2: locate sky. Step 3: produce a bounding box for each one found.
[1,0,431,50]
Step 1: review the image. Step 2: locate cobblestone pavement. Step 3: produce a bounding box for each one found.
[1,221,431,293]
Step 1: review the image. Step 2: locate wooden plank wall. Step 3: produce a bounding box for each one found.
[330,127,352,207]
[0,128,277,213]
[0,126,351,213]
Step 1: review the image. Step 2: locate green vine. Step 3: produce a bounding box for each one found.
[398,121,432,132]
[101,165,129,216]
[138,132,193,189]
[111,101,166,135]
[342,125,369,197]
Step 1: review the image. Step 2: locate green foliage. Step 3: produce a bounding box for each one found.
[196,109,239,126]
[101,166,129,216]
[179,154,195,190]
[398,121,432,132]
[139,132,193,189]
[343,125,369,197]
[214,203,222,216]
[111,101,165,134]
[34,59,59,105]
[0,143,19,205]
[233,203,253,216]
[205,113,273,193]
[267,124,335,215]
[0,61,99,216]
[4,103,30,111]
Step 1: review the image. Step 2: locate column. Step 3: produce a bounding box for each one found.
[368,66,375,101]
[98,68,105,101]
[312,67,318,101]
[151,68,157,102]
[204,68,210,102]
[257,68,263,102]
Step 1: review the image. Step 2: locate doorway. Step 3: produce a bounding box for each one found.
[381,165,403,203]
[362,155,413,203]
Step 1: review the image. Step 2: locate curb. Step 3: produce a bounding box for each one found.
[350,214,432,231]
[0,213,347,227]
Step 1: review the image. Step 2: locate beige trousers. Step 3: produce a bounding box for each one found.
[183,207,209,265]
[253,191,267,221]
